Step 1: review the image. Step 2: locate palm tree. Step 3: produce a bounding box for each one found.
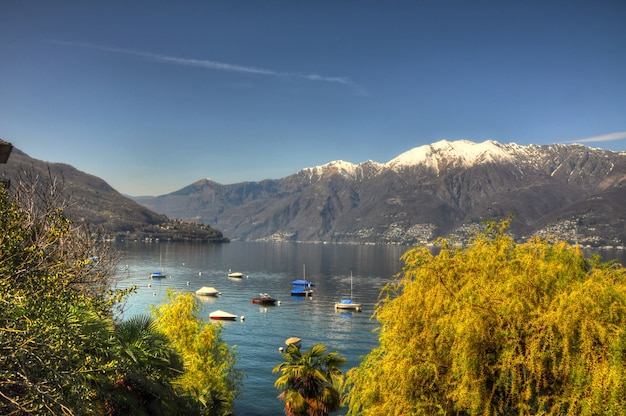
[273,343,347,416]
[104,315,195,416]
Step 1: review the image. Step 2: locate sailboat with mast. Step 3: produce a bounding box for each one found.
[150,252,166,278]
[334,271,361,311]
[291,264,314,297]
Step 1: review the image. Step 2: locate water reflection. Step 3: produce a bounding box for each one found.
[114,240,407,416]
[113,240,623,416]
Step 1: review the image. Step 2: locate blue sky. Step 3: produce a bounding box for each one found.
[1,1,625,196]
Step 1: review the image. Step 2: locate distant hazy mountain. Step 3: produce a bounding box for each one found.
[132,140,626,246]
[0,148,227,242]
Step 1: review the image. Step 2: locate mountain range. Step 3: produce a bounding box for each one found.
[132,140,626,247]
[0,147,227,242]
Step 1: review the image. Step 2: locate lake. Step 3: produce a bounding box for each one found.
[114,241,409,415]
[113,240,626,415]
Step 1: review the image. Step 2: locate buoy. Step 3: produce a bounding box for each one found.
[148,283,151,288]
[279,347,284,352]
[240,316,245,321]
[277,300,282,305]
[152,292,157,296]
[199,272,202,276]
[186,281,190,285]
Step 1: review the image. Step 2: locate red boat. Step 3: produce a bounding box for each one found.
[252,293,277,305]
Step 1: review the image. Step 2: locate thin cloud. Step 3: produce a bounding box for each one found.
[49,40,366,94]
[567,131,626,143]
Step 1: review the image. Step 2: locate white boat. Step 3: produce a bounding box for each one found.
[151,253,166,278]
[334,271,362,311]
[209,310,238,320]
[285,337,302,348]
[227,269,243,278]
[195,286,221,296]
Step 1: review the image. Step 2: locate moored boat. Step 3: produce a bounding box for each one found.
[334,271,362,311]
[285,337,302,349]
[252,293,277,305]
[291,286,313,297]
[290,279,315,286]
[150,271,165,278]
[291,264,314,296]
[334,298,362,311]
[195,286,221,296]
[227,269,243,278]
[209,310,238,321]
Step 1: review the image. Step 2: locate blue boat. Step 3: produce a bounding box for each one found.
[291,286,313,297]
[334,272,361,311]
[150,271,165,278]
[291,265,314,296]
[291,279,315,287]
[292,264,315,286]
[335,298,361,311]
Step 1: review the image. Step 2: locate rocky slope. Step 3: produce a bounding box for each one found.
[134,140,626,246]
[0,147,228,242]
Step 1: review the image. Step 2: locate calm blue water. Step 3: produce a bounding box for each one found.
[113,241,626,415]
[114,241,408,415]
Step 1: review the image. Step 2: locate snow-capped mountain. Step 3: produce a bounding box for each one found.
[133,140,626,246]
[386,139,520,171]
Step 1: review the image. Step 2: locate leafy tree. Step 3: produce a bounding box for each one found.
[346,220,626,415]
[152,290,243,416]
[273,343,347,416]
[0,176,124,414]
[0,164,243,414]
[103,314,198,416]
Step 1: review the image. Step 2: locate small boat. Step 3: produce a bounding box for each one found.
[252,293,277,305]
[151,253,166,278]
[334,298,362,311]
[291,286,313,297]
[227,269,243,278]
[285,337,302,349]
[291,279,315,287]
[209,310,238,321]
[195,286,221,297]
[334,271,362,311]
[291,264,314,296]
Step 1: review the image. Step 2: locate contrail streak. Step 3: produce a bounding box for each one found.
[49,40,364,92]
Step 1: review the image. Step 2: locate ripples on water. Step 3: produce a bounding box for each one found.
[115,241,625,415]
[115,241,407,415]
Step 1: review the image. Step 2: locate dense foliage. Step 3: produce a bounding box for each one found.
[152,290,243,416]
[0,177,240,415]
[346,221,626,415]
[0,185,123,414]
[273,343,347,416]
[104,314,196,415]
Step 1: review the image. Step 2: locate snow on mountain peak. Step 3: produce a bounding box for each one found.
[303,160,358,177]
[386,139,517,172]
[301,139,526,180]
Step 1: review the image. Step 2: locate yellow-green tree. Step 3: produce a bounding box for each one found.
[0,170,240,415]
[0,178,124,414]
[346,221,626,415]
[152,290,243,416]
